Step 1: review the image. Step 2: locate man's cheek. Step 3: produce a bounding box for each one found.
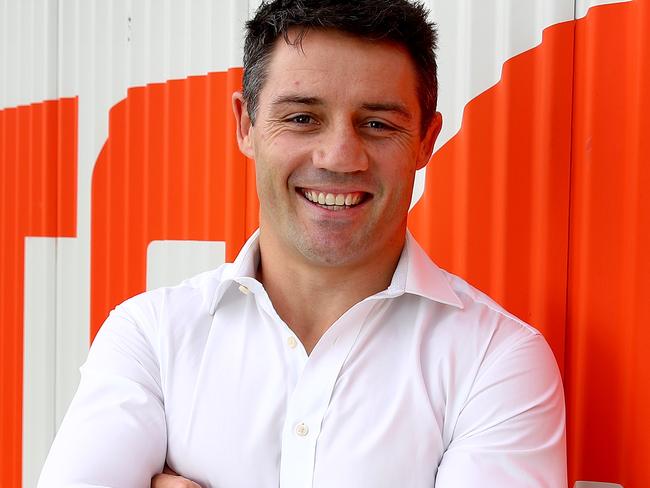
[256,174,287,220]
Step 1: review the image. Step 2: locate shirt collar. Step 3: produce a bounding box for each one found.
[210,229,463,314]
[382,231,464,308]
[209,229,261,315]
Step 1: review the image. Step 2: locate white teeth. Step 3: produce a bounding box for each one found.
[303,189,365,207]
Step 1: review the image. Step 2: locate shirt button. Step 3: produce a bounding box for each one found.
[287,336,298,349]
[295,422,309,437]
[238,284,250,295]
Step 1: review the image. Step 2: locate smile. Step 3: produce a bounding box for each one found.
[300,188,369,211]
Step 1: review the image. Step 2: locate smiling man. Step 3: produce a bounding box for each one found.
[234,26,440,355]
[39,1,567,487]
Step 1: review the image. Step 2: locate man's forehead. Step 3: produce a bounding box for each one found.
[260,29,420,111]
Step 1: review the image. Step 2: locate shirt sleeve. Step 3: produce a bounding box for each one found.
[434,332,567,488]
[37,306,167,488]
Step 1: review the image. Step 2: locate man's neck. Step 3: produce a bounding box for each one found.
[256,231,404,354]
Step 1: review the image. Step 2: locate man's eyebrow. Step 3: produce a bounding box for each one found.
[270,96,414,121]
[361,102,413,121]
[271,95,324,107]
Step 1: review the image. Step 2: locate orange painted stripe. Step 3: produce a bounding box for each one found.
[90,68,257,340]
[565,0,650,486]
[0,98,77,488]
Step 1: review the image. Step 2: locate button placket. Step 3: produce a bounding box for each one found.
[279,301,376,488]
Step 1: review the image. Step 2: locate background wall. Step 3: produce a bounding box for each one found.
[0,0,647,486]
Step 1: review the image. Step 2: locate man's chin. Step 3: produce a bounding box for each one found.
[295,237,367,269]
[304,252,359,268]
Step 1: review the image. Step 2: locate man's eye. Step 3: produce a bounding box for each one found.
[366,120,391,130]
[289,114,314,124]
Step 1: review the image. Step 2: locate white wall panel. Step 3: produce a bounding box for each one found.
[23,238,57,488]
[0,0,57,109]
[576,0,631,18]
[54,238,88,429]
[53,0,91,433]
[146,240,226,290]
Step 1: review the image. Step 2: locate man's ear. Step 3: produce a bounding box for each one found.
[232,91,255,159]
[416,111,442,170]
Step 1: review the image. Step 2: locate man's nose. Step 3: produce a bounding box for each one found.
[312,122,369,173]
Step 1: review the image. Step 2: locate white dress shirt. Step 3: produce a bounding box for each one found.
[39,231,567,488]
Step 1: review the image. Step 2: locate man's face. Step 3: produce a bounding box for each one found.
[234,29,441,268]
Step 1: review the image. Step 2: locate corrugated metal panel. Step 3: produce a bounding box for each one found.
[89,68,255,339]
[0,89,79,488]
[412,0,577,206]
[565,0,650,486]
[0,1,76,486]
[0,95,78,488]
[2,1,252,486]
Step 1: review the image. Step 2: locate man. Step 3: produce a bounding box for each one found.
[39,1,567,487]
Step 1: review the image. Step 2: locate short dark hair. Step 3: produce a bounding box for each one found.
[243,0,438,134]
